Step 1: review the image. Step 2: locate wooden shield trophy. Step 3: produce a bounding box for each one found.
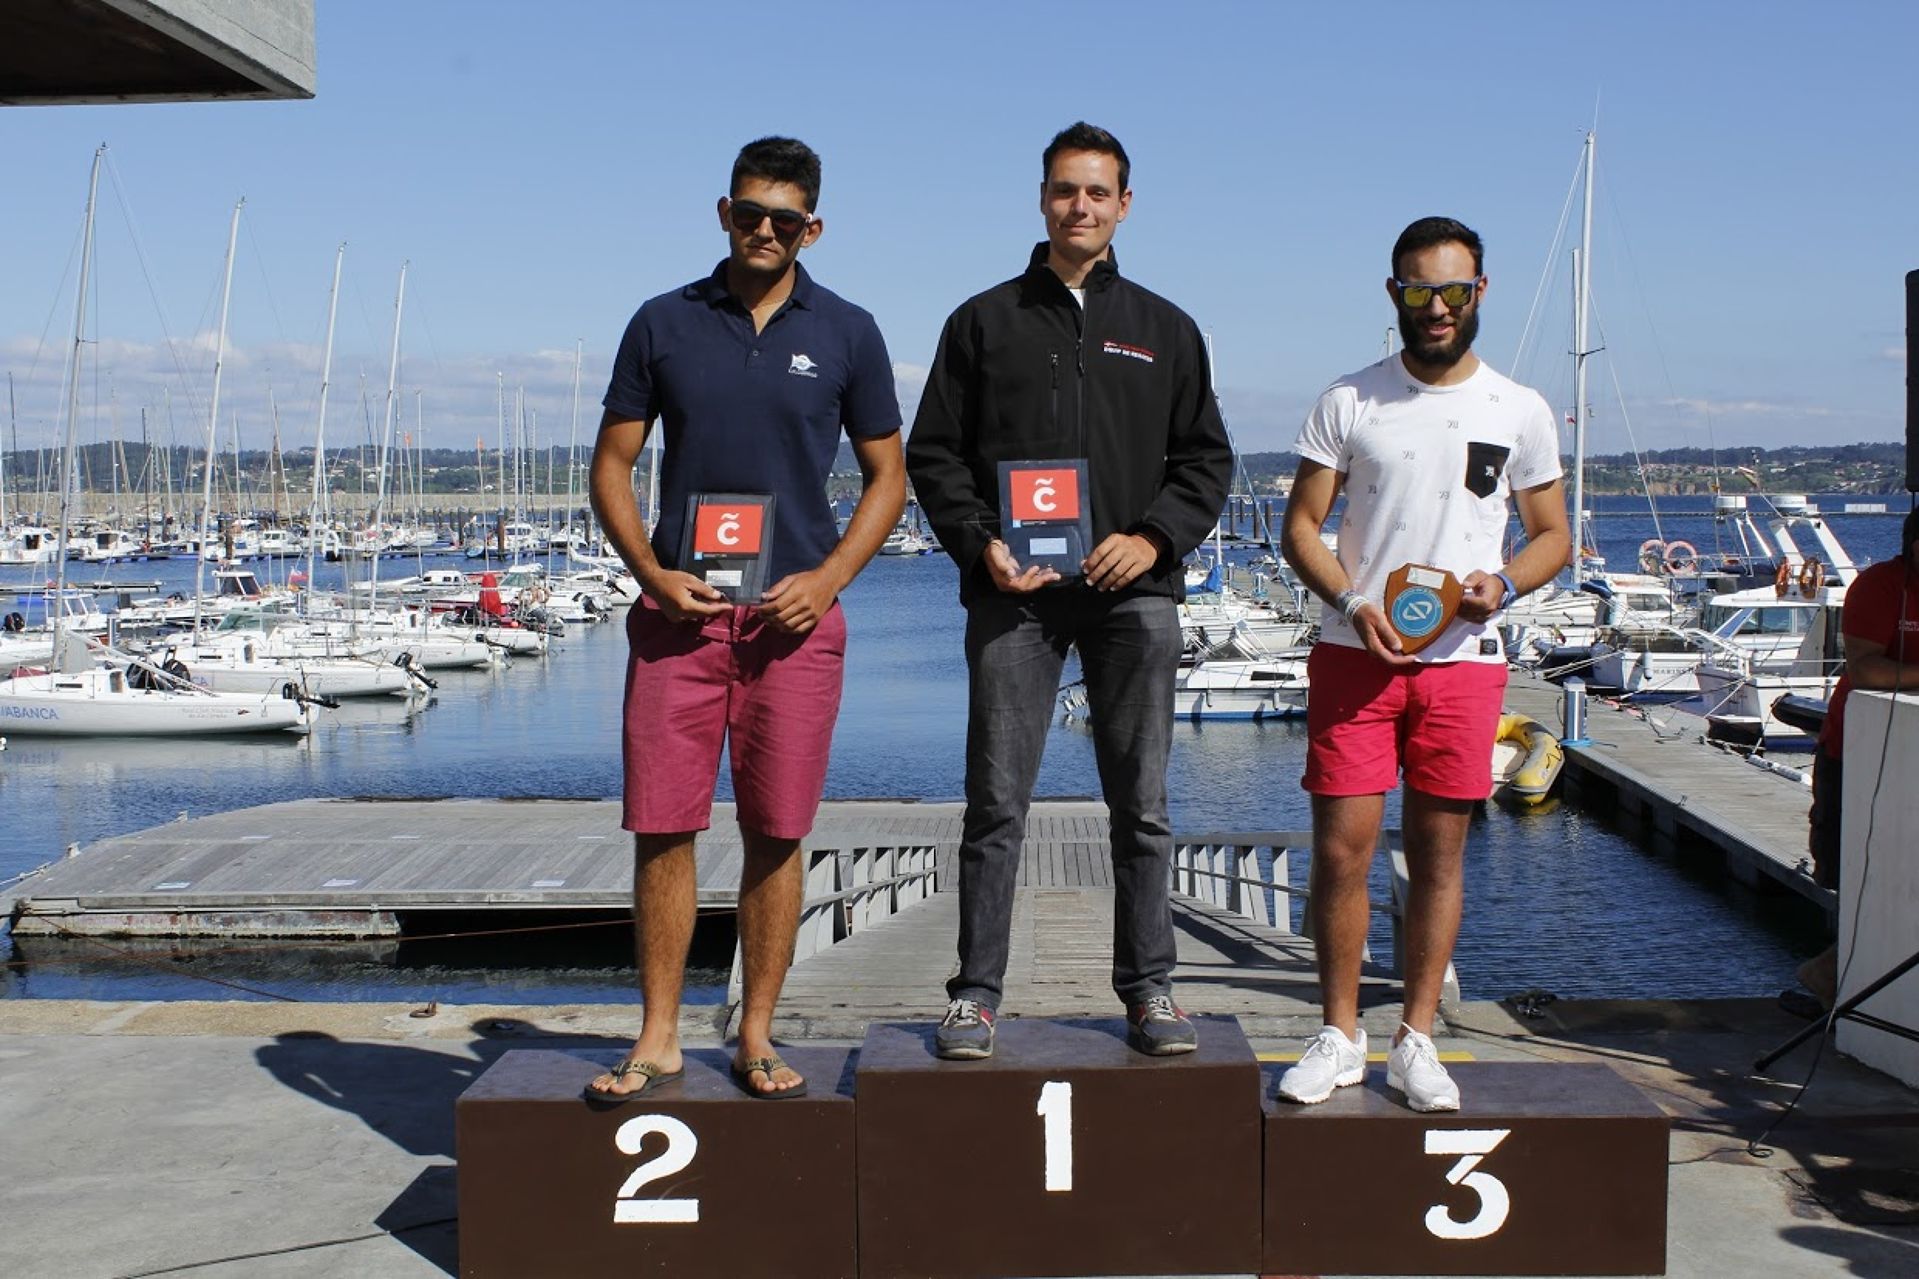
[1382,563,1463,655]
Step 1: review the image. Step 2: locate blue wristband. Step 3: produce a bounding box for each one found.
[1494,572,1517,608]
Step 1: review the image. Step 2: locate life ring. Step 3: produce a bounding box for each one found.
[1637,538,1667,574]
[1663,540,1697,573]
[1774,562,1792,598]
[1798,559,1825,598]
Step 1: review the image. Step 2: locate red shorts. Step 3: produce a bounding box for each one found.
[1303,643,1508,800]
[621,598,846,839]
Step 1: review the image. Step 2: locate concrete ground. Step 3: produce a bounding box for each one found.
[0,997,1913,1279]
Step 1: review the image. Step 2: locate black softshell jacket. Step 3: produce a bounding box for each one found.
[906,243,1233,603]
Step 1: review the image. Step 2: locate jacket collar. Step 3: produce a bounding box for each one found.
[1022,241,1120,297]
[688,259,816,311]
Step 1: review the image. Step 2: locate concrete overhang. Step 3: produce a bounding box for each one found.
[0,0,316,105]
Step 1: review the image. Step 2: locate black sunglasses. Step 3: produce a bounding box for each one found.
[1393,277,1483,309]
[728,199,813,243]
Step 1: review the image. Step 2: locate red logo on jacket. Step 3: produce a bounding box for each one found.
[1102,340,1155,364]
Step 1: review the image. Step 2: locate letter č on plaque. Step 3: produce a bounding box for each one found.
[455,1047,855,1279]
[855,1016,1263,1278]
[1261,1061,1670,1275]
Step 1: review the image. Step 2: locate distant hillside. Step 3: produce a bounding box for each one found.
[2,438,1907,501]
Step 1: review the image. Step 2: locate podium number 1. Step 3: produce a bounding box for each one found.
[612,1114,700,1224]
[1422,1128,1511,1240]
[1036,1080,1073,1192]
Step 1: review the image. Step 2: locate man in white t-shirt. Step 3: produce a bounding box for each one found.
[1277,216,1570,1111]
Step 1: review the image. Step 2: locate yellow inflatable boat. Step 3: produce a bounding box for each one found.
[1490,713,1565,805]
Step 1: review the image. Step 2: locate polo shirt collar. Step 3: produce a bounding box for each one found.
[689,259,817,311]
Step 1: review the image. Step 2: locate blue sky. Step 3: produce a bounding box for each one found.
[2,2,1913,464]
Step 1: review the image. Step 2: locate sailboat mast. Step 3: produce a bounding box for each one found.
[565,339,582,543]
[192,196,245,637]
[308,241,343,595]
[366,260,408,609]
[2,372,12,531]
[1570,129,1595,588]
[51,144,106,663]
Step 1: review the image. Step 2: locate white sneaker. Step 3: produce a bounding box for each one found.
[1387,1024,1460,1112]
[1275,1025,1367,1104]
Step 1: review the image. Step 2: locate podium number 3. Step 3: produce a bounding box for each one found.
[612,1114,700,1224]
[1036,1080,1073,1192]
[1423,1128,1511,1240]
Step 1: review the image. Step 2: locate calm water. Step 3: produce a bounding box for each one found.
[1,494,1909,1004]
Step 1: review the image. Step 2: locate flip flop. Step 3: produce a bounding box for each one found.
[583,1057,683,1107]
[732,1054,808,1100]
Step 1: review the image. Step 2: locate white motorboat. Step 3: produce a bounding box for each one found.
[879,527,929,556]
[0,526,58,566]
[1171,651,1311,720]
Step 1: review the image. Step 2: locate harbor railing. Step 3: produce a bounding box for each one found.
[738,829,1454,1007]
[1169,831,1459,1003]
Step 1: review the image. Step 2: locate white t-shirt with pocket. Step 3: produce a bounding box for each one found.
[1294,356,1562,664]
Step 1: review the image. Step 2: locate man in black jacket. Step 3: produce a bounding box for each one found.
[907,122,1233,1059]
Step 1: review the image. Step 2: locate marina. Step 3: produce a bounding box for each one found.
[5,500,1901,1009]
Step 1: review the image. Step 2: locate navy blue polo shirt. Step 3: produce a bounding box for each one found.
[602,261,901,585]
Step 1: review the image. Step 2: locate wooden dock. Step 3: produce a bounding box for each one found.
[1503,672,1834,915]
[8,797,959,934]
[7,797,1373,1028]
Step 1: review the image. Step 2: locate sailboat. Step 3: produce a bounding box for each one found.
[1498,128,1689,667]
[0,152,312,738]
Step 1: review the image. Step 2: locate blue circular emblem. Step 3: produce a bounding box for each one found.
[1389,586,1445,639]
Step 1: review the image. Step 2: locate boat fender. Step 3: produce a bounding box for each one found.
[1,612,22,633]
[1774,562,1792,598]
[1663,540,1698,573]
[1798,560,1825,598]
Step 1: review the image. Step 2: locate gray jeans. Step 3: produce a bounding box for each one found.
[947,587,1181,1009]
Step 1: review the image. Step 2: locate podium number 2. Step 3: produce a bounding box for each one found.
[1036,1080,1073,1192]
[612,1114,700,1224]
[1423,1128,1511,1240]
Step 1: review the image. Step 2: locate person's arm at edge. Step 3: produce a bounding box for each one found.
[1839,561,1919,689]
[1458,478,1571,621]
[760,430,906,634]
[588,409,727,622]
[1280,458,1414,667]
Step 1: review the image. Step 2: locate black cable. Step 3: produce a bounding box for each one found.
[112,1215,456,1278]
[1746,498,1913,1156]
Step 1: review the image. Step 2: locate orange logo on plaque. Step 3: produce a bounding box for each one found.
[1007,469,1080,521]
[693,503,764,554]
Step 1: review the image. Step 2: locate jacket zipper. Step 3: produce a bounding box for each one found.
[1049,352,1060,435]
[1074,310,1087,460]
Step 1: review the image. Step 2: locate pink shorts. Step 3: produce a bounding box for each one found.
[1303,643,1508,801]
[621,598,846,839]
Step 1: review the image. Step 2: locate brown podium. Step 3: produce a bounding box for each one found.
[456,1047,856,1279]
[1261,1061,1670,1275]
[854,1016,1263,1279]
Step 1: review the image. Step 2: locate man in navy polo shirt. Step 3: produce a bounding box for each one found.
[587,136,905,1103]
